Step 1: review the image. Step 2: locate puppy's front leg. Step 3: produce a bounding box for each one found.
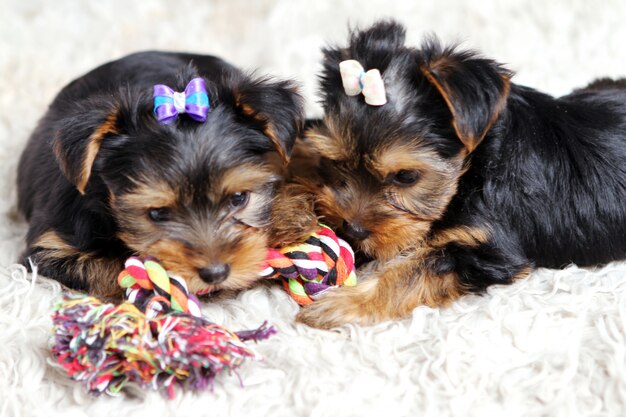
[296,226,532,329]
[296,248,464,329]
[23,230,126,299]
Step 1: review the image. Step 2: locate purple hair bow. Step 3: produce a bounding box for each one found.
[153,78,210,124]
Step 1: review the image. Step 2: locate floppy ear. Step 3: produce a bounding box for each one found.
[420,41,512,152]
[52,98,124,195]
[234,78,304,164]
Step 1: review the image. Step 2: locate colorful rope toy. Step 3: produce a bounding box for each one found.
[51,257,275,399]
[51,224,357,397]
[261,224,357,305]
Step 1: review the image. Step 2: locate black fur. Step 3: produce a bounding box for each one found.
[18,51,304,294]
[316,20,626,294]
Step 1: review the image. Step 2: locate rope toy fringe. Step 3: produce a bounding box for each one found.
[51,257,276,399]
[261,224,357,305]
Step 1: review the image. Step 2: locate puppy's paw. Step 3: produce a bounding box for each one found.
[295,287,373,329]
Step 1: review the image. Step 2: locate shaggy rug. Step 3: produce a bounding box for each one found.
[2,1,626,416]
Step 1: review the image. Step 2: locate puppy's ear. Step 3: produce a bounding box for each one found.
[420,39,512,152]
[52,97,126,194]
[234,78,304,164]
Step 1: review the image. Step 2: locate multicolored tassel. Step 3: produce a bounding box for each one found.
[51,258,275,399]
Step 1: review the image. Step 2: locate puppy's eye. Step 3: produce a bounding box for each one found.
[229,191,249,209]
[148,207,172,222]
[392,170,420,186]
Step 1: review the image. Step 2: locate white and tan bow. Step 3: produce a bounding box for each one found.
[339,60,387,106]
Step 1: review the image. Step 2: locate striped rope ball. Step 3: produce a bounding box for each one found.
[260,224,358,305]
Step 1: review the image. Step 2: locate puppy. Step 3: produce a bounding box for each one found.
[296,20,626,328]
[17,51,310,299]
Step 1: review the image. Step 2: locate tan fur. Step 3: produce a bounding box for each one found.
[366,220,430,260]
[312,181,426,261]
[218,164,279,196]
[306,117,355,162]
[220,164,282,229]
[288,137,323,181]
[32,230,123,298]
[264,123,290,165]
[269,182,319,247]
[221,231,270,290]
[296,249,467,329]
[429,226,490,249]
[370,144,468,217]
[119,179,178,210]
[513,266,532,281]
[34,230,80,260]
[367,142,433,179]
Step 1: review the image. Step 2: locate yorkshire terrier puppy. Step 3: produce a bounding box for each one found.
[296,20,626,328]
[18,51,311,299]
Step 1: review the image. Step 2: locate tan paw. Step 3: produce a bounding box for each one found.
[295,286,376,329]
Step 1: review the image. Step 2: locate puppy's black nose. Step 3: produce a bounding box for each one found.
[342,220,372,241]
[198,263,230,284]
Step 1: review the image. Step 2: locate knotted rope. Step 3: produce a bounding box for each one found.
[51,257,275,399]
[117,256,203,318]
[261,224,357,305]
[51,224,357,398]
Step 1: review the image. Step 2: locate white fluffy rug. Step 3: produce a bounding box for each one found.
[2,1,626,416]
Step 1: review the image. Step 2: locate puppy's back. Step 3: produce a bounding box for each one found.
[469,82,626,268]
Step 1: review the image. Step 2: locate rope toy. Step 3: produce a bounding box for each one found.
[117,257,203,317]
[51,257,275,399]
[261,224,357,305]
[51,224,356,397]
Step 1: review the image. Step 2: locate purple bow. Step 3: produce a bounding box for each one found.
[153,78,210,124]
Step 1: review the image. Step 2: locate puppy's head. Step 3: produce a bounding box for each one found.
[310,20,511,260]
[52,64,304,294]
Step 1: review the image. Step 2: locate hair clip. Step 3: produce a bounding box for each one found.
[339,60,387,106]
[153,78,210,124]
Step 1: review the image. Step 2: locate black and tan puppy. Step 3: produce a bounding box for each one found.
[18,51,311,299]
[296,20,626,328]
